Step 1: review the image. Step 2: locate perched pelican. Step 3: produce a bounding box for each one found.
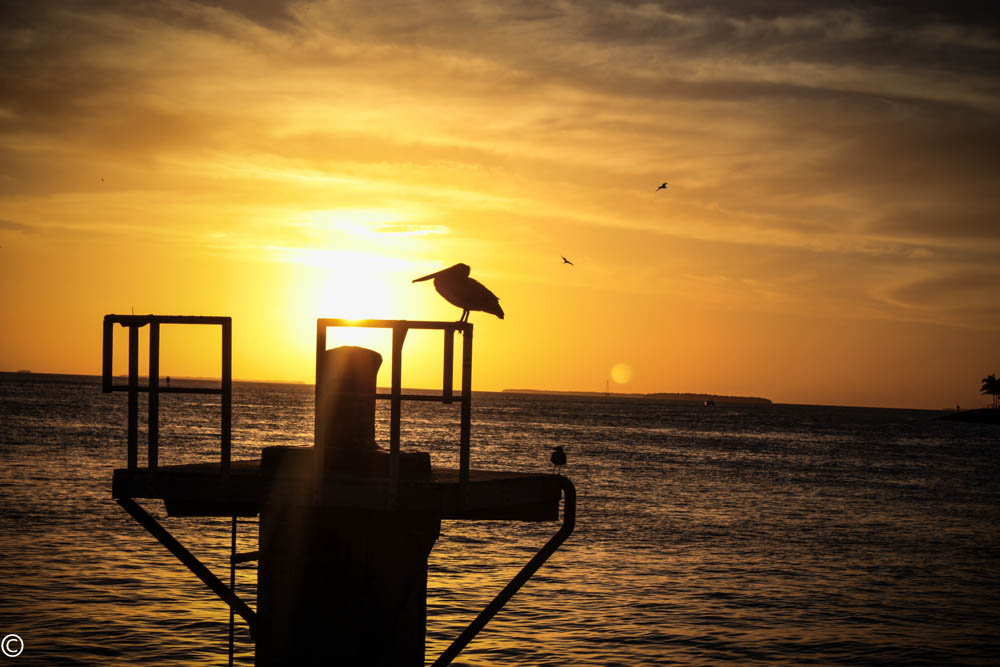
[550,446,567,474]
[561,256,574,265]
[412,263,504,323]
[656,182,668,191]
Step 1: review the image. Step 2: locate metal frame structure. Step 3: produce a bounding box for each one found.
[316,319,474,499]
[106,314,575,666]
[102,314,232,475]
[103,314,253,661]
[433,475,576,666]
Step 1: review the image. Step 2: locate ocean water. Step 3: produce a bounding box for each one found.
[1,372,998,665]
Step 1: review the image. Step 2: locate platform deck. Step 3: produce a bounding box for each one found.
[112,459,562,521]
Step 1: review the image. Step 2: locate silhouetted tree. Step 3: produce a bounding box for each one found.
[981,373,1000,409]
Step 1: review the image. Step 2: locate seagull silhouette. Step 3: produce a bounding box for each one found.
[561,256,574,265]
[656,182,668,191]
[550,446,567,475]
[412,263,504,323]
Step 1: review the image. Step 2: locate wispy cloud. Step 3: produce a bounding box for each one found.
[0,218,37,233]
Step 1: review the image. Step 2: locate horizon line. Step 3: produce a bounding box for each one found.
[0,370,974,412]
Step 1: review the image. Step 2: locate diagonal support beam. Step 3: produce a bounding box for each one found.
[432,476,576,667]
[116,498,258,636]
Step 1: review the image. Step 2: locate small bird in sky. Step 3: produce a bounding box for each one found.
[413,263,504,323]
[561,256,574,265]
[550,445,567,474]
[656,182,668,191]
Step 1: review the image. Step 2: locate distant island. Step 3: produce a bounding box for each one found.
[503,389,771,405]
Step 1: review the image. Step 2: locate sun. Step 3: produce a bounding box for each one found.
[275,247,419,357]
[611,362,633,384]
[316,256,395,320]
[276,248,405,319]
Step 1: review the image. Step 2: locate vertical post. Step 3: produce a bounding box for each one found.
[315,320,326,444]
[148,321,160,471]
[442,328,454,404]
[102,317,113,393]
[221,319,232,477]
[229,515,237,667]
[389,325,406,497]
[459,324,473,490]
[127,324,139,470]
[315,320,327,389]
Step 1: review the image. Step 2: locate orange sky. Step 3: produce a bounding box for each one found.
[1,2,998,409]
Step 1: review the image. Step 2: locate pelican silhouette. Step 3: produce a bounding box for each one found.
[413,263,504,323]
[561,256,574,265]
[656,182,668,191]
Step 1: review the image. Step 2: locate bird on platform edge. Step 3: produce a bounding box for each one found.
[550,445,567,474]
[412,263,504,323]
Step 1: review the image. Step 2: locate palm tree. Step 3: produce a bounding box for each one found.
[981,373,1000,409]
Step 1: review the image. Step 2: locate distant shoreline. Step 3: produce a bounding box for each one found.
[503,388,772,405]
[0,371,308,385]
[938,408,1000,424]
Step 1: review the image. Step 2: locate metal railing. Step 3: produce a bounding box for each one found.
[102,314,232,475]
[317,319,473,497]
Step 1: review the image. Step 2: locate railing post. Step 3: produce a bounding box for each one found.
[127,324,139,470]
[148,322,160,471]
[315,320,326,444]
[443,328,454,404]
[389,325,406,499]
[459,324,473,490]
[102,317,113,393]
[221,319,232,478]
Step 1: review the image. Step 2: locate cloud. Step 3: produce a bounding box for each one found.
[887,271,1000,328]
[1,0,998,335]
[0,218,37,233]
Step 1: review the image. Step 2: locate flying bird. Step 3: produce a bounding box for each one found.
[656,182,668,191]
[550,446,567,474]
[561,256,574,265]
[413,263,504,323]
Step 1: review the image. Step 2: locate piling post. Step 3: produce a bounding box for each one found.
[256,345,440,667]
[127,323,139,470]
[148,322,159,471]
[221,320,232,477]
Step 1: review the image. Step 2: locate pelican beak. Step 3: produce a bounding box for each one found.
[413,268,447,283]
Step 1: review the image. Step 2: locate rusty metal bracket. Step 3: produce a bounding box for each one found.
[116,498,258,637]
[432,475,577,666]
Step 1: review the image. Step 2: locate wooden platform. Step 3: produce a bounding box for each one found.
[112,459,562,521]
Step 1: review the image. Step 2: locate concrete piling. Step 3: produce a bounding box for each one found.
[256,345,439,666]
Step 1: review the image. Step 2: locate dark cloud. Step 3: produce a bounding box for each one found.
[189,0,301,30]
[890,271,1000,321]
[0,0,302,32]
[871,202,1000,241]
[0,219,37,232]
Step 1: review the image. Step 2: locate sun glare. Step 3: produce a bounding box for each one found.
[298,208,419,238]
[282,250,402,319]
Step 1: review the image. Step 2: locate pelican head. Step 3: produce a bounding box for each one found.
[412,263,471,283]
